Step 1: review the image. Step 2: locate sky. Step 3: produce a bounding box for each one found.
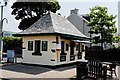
[0,0,119,32]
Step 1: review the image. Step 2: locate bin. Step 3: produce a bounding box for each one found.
[7,57,14,63]
[76,60,88,80]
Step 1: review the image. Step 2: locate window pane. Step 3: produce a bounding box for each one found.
[66,44,69,51]
[28,41,33,51]
[76,44,78,51]
[42,41,48,51]
[82,45,84,52]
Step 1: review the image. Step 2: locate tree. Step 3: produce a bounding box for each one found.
[113,36,120,43]
[2,36,22,52]
[87,6,117,49]
[11,0,61,30]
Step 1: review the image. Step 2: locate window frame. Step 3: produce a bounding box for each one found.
[76,44,79,51]
[28,41,33,51]
[42,41,48,51]
[82,45,84,52]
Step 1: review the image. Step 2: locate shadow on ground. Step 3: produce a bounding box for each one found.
[2,64,76,75]
[55,65,75,71]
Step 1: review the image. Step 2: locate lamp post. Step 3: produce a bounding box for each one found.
[0,0,8,59]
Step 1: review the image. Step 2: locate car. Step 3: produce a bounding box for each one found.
[1,53,7,63]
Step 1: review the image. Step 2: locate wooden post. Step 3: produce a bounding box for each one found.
[56,50,59,62]
[14,57,17,63]
[56,44,61,62]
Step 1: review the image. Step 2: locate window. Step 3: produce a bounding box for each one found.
[42,41,48,51]
[56,36,59,44]
[60,41,67,55]
[66,44,69,51]
[78,43,81,52]
[61,41,64,53]
[28,41,33,51]
[32,40,42,56]
[82,45,84,52]
[70,41,75,55]
[76,44,79,51]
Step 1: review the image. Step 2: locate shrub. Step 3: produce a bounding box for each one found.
[2,36,22,52]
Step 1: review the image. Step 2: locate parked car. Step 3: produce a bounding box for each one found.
[1,53,7,63]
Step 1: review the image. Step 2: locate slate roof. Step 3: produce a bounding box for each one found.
[14,12,89,39]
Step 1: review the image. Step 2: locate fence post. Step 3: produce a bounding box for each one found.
[103,66,107,80]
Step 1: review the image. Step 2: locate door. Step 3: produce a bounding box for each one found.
[60,41,66,62]
[35,40,41,53]
[70,41,75,61]
[78,43,82,59]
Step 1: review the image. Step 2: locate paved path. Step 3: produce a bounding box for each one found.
[1,64,120,80]
[0,64,76,78]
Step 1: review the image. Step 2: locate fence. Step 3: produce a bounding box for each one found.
[88,60,102,79]
[85,48,120,64]
[88,60,107,80]
[76,60,108,80]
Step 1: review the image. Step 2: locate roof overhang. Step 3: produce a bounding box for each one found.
[13,33,90,40]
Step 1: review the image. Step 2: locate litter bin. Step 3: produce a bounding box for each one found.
[76,60,88,80]
[7,57,14,63]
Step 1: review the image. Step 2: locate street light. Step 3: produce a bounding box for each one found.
[0,0,8,59]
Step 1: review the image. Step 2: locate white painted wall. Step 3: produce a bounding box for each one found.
[22,36,56,66]
[22,36,85,66]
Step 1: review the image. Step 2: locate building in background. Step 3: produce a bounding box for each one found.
[67,9,91,48]
[3,31,16,37]
[68,8,119,48]
[67,8,90,37]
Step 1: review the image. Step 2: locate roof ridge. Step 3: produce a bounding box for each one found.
[49,12,56,33]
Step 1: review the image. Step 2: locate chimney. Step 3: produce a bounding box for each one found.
[70,8,79,14]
